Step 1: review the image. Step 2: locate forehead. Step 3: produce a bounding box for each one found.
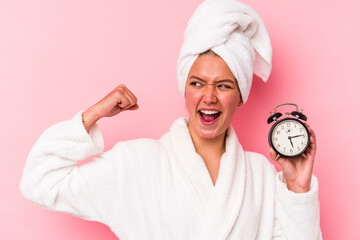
[188,54,236,82]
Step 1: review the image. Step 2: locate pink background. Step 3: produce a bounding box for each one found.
[1,0,359,239]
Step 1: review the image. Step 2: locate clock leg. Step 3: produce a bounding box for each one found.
[301,153,306,158]
[275,154,280,161]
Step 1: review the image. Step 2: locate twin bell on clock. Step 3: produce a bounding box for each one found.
[267,103,310,161]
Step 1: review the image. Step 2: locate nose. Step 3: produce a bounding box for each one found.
[202,84,218,104]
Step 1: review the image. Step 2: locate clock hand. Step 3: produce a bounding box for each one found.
[289,134,305,139]
[288,136,294,148]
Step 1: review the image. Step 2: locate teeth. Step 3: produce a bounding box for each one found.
[200,110,220,115]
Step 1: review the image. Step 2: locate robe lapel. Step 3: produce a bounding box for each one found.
[168,118,214,224]
[201,126,247,239]
[168,118,246,239]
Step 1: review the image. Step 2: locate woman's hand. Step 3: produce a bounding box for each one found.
[82,84,139,132]
[269,123,317,193]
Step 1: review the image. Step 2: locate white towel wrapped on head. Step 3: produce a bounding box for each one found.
[177,0,272,103]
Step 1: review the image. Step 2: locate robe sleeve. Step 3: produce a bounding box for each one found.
[20,111,120,225]
[272,172,322,240]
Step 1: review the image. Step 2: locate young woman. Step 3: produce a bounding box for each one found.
[20,0,322,239]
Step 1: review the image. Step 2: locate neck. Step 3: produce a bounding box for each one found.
[188,121,228,186]
[188,125,227,162]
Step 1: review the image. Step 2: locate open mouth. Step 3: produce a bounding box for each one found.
[198,110,221,124]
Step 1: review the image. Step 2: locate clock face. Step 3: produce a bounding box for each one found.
[269,118,310,157]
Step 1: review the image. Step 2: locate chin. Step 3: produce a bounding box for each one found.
[196,128,225,140]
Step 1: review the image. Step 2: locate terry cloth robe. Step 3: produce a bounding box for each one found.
[20,111,322,240]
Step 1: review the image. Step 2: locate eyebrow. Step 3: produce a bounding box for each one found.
[189,75,235,84]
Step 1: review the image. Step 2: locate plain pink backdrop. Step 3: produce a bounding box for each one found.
[1,0,359,239]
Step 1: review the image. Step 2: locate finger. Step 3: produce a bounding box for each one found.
[112,85,129,105]
[116,85,137,109]
[126,91,138,108]
[121,91,137,109]
[307,127,316,151]
[303,123,316,155]
[308,127,316,143]
[125,87,138,103]
[304,122,316,142]
[116,84,137,102]
[128,104,139,111]
[307,135,317,157]
[117,94,131,109]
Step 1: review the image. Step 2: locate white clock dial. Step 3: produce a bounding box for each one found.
[271,119,309,157]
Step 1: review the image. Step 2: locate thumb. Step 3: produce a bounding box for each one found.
[269,147,287,168]
[269,147,277,161]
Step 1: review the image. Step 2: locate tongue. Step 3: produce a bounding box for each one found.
[202,113,219,122]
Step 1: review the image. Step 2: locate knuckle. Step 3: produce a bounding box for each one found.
[112,91,121,99]
[117,84,126,91]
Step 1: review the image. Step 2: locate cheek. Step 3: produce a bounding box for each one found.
[221,96,240,121]
[185,89,201,111]
[219,94,240,114]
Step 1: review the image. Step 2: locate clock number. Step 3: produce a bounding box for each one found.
[276,131,280,135]
[286,122,290,127]
[281,125,285,129]
[274,137,278,141]
[283,147,286,152]
[301,141,304,145]
[300,128,303,132]
[277,143,280,147]
[297,146,300,151]
[290,149,293,153]
[294,123,297,128]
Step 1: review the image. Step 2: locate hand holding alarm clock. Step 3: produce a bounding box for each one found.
[267,103,317,193]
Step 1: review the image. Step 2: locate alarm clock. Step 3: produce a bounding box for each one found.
[267,103,310,161]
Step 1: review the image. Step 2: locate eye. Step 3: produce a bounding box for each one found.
[217,84,232,89]
[190,81,203,87]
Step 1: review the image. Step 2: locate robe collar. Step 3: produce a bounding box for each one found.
[168,118,247,240]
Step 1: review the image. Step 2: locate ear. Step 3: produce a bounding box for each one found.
[235,83,243,107]
[237,95,243,107]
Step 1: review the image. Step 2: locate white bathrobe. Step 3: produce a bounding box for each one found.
[20,111,322,239]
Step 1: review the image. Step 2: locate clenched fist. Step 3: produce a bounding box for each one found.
[82,84,138,132]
